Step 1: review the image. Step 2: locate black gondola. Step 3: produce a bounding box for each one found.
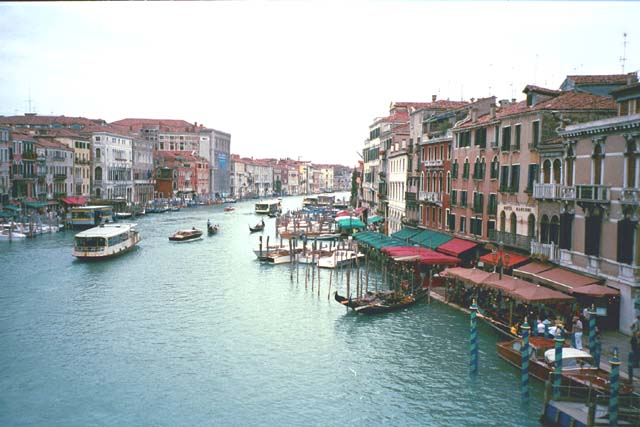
[334,289,428,315]
[249,220,265,233]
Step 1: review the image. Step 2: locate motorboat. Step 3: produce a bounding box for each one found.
[208,224,219,235]
[224,206,235,212]
[169,228,203,242]
[257,247,303,265]
[496,337,633,395]
[0,224,27,241]
[317,249,365,269]
[73,223,141,259]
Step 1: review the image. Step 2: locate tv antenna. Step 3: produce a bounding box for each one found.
[620,32,628,73]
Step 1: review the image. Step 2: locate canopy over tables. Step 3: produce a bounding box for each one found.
[60,197,87,206]
[381,246,460,266]
[25,201,46,209]
[512,262,554,280]
[3,204,21,212]
[353,231,407,250]
[336,217,366,229]
[367,215,383,224]
[513,265,602,293]
[479,251,529,269]
[391,227,422,242]
[441,267,576,304]
[408,229,453,249]
[571,284,620,298]
[437,238,479,257]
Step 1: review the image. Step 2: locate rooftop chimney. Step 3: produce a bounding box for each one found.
[432,94,437,102]
[490,103,496,118]
[471,107,478,123]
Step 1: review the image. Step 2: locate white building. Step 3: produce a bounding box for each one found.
[87,127,133,201]
[387,140,409,234]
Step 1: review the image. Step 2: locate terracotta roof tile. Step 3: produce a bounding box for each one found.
[566,74,634,85]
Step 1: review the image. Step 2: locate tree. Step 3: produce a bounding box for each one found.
[350,169,360,208]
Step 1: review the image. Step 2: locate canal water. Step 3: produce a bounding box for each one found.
[1,194,544,426]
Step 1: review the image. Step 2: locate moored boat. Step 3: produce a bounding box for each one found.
[334,289,428,314]
[73,223,141,259]
[317,249,365,268]
[496,337,634,395]
[169,228,203,242]
[257,247,303,264]
[0,224,27,241]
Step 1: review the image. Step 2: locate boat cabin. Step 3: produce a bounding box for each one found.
[255,200,280,215]
[70,205,113,229]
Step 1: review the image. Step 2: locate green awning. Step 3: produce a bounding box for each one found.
[353,231,407,250]
[409,229,453,249]
[25,202,46,209]
[3,204,21,212]
[337,218,366,229]
[391,227,422,241]
[0,211,15,218]
[367,215,383,224]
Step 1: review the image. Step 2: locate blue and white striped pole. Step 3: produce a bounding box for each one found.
[553,325,564,399]
[609,348,621,427]
[589,304,597,356]
[521,318,530,400]
[470,299,478,375]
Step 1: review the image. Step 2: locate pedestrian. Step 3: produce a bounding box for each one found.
[573,315,583,350]
[631,315,640,334]
[536,316,545,336]
[631,331,640,369]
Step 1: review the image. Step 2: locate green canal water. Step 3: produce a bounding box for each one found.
[1,194,545,426]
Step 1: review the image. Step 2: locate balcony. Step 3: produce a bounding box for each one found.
[22,151,37,160]
[575,185,610,204]
[620,188,640,206]
[530,241,560,263]
[533,183,560,200]
[560,186,576,200]
[423,159,443,168]
[419,191,442,204]
[54,173,67,180]
[488,229,532,251]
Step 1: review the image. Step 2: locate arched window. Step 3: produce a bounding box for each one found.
[426,173,431,192]
[565,146,575,186]
[510,212,517,235]
[490,156,499,179]
[527,214,536,238]
[540,214,550,243]
[480,157,486,179]
[463,158,470,179]
[543,159,552,184]
[446,172,451,194]
[95,166,102,181]
[439,172,443,193]
[500,211,506,232]
[95,148,101,160]
[625,140,638,188]
[452,159,459,178]
[550,215,560,244]
[552,159,561,184]
[592,142,604,185]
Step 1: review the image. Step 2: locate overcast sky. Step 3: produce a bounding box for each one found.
[0,1,638,166]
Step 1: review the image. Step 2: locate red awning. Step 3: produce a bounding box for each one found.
[382,246,460,266]
[479,251,529,269]
[512,262,554,280]
[441,267,494,285]
[567,284,619,298]
[60,197,87,205]
[532,267,602,293]
[437,238,479,256]
[510,284,575,304]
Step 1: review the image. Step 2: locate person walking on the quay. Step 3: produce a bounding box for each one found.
[573,315,583,350]
[631,315,640,334]
[631,331,640,369]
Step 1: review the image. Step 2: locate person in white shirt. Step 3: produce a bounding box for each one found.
[573,316,583,349]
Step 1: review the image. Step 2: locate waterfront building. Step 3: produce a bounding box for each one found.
[199,128,231,197]
[36,129,92,198]
[299,162,314,195]
[33,137,74,202]
[154,151,209,201]
[10,132,38,201]
[317,165,334,192]
[332,164,352,192]
[229,155,250,199]
[0,127,10,206]
[132,136,155,206]
[84,125,134,202]
[387,133,409,234]
[410,96,470,231]
[548,79,640,333]
[284,162,300,196]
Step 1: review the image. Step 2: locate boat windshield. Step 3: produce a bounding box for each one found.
[75,236,106,249]
[562,357,596,370]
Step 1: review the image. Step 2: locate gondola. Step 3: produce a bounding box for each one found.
[249,220,265,233]
[207,224,219,235]
[334,289,428,315]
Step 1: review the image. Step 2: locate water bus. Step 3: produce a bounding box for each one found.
[255,200,281,215]
[73,223,140,260]
[70,205,114,229]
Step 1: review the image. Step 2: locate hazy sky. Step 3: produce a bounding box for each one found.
[0,2,638,166]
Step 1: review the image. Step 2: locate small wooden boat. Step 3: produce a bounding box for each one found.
[114,211,133,220]
[334,289,428,314]
[207,224,219,235]
[317,249,365,269]
[497,337,633,395]
[224,206,235,212]
[169,228,203,242]
[249,220,265,233]
[257,247,303,264]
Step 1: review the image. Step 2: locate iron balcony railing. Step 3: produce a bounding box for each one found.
[419,191,442,204]
[575,185,610,203]
[533,183,560,200]
[488,229,532,251]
